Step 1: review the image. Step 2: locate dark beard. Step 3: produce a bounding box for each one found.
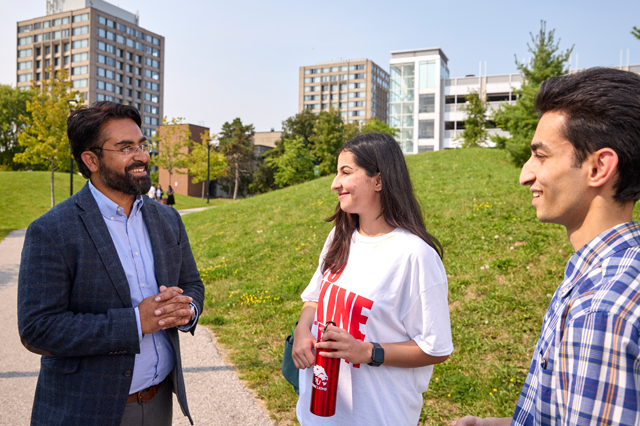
[98,159,151,196]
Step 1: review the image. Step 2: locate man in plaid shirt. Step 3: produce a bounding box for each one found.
[456,67,640,426]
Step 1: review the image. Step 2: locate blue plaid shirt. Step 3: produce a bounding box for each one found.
[512,222,640,426]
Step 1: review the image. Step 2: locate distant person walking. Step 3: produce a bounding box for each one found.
[167,186,175,207]
[148,183,156,200]
[156,185,164,204]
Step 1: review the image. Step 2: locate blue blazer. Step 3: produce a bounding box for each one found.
[18,183,205,426]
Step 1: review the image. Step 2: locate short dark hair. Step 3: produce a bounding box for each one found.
[536,67,640,203]
[67,101,142,178]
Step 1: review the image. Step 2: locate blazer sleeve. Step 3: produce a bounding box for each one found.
[17,220,139,358]
[172,208,205,335]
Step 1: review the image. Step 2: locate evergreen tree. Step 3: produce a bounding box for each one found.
[14,67,83,207]
[218,118,254,199]
[457,90,488,147]
[492,21,572,166]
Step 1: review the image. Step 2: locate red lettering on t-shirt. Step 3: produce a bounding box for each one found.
[348,295,374,368]
[334,287,356,330]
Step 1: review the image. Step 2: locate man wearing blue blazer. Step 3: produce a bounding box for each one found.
[18,101,205,426]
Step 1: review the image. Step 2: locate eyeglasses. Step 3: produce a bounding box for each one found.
[94,143,150,155]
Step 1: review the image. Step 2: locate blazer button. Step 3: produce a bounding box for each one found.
[124,370,132,377]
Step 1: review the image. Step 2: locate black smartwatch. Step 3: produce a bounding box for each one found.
[367,342,384,367]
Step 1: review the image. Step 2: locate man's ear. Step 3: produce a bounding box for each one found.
[80,151,99,174]
[587,148,618,189]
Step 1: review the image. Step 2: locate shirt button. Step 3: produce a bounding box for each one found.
[135,252,139,256]
[141,283,145,287]
[156,345,160,349]
[124,370,132,377]
[110,217,114,220]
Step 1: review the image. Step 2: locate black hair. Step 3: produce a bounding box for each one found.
[323,133,442,274]
[67,101,142,178]
[536,67,640,202]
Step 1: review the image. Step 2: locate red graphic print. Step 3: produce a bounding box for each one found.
[316,270,374,368]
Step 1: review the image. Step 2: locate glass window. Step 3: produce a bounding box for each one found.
[144,81,159,91]
[71,65,88,75]
[34,23,41,30]
[18,49,32,58]
[18,24,32,33]
[118,23,127,32]
[97,41,115,54]
[17,61,32,70]
[390,65,402,78]
[419,61,436,88]
[17,73,32,83]
[72,26,88,36]
[64,56,69,65]
[136,42,144,51]
[144,93,158,103]
[419,94,435,113]
[117,35,125,44]
[331,67,338,72]
[62,17,70,25]
[54,57,59,66]
[145,69,160,80]
[402,103,414,115]
[44,58,50,67]
[64,43,70,52]
[339,66,347,71]
[72,52,88,62]
[127,39,135,48]
[418,120,435,139]
[33,34,42,42]
[72,39,88,49]
[43,20,50,28]
[52,30,61,39]
[18,36,32,45]
[54,45,60,54]
[321,67,329,73]
[402,115,414,128]
[73,13,89,22]
[402,64,415,76]
[390,103,402,115]
[43,32,51,41]
[136,67,141,75]
[52,18,61,27]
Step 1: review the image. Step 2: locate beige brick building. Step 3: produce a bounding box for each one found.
[16,0,164,138]
[299,59,390,123]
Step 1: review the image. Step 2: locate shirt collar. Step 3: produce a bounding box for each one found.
[88,179,143,219]
[562,221,640,297]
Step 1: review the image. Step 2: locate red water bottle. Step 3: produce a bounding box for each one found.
[310,321,341,417]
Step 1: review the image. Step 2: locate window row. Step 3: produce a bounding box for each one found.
[97,15,161,46]
[304,64,366,74]
[143,116,159,125]
[144,81,159,91]
[304,83,366,93]
[72,65,88,75]
[96,28,160,57]
[17,73,32,83]
[304,73,368,83]
[73,79,88,88]
[32,55,69,69]
[18,15,86,33]
[18,61,32,70]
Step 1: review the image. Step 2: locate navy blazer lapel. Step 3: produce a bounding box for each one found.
[141,199,169,290]
[76,184,132,308]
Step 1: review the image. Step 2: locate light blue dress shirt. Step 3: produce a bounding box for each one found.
[88,180,194,394]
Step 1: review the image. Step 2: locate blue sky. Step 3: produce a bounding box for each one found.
[3,0,639,132]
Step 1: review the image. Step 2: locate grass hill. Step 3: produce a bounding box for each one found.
[0,171,223,240]
[182,148,640,425]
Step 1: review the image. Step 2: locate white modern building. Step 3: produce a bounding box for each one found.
[389,47,524,154]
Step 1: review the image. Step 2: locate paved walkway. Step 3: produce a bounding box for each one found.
[178,206,218,216]
[0,229,274,426]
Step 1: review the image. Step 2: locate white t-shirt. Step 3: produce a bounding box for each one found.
[296,228,454,426]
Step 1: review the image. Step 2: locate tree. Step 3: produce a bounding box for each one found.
[153,117,191,188]
[457,90,488,147]
[14,67,83,207]
[632,26,640,40]
[218,118,254,199]
[360,117,399,138]
[267,136,316,187]
[310,108,349,176]
[0,84,35,169]
[491,21,572,166]
[249,150,277,194]
[178,130,227,199]
[281,109,319,148]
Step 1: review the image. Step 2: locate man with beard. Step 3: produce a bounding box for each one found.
[18,101,204,426]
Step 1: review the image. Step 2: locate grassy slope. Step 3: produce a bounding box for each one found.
[182,148,640,425]
[0,171,86,240]
[0,171,230,241]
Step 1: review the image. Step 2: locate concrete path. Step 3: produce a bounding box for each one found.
[178,206,217,216]
[0,229,274,426]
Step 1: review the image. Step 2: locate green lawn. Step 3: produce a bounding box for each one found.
[0,171,86,241]
[0,171,232,241]
[181,149,640,425]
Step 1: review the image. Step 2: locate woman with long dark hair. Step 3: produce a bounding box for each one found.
[292,133,453,425]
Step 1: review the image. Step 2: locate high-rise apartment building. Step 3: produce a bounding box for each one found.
[299,59,389,124]
[16,0,164,137]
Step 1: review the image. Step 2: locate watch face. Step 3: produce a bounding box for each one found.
[372,346,384,363]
